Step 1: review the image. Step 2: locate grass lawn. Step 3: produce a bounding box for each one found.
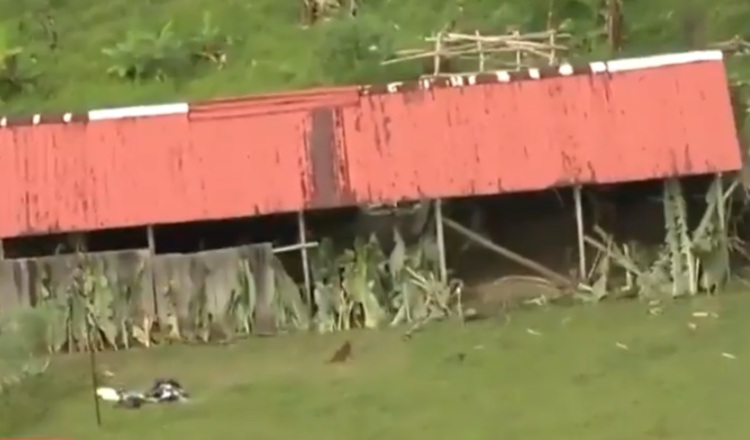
[2,0,750,114]
[5,292,750,440]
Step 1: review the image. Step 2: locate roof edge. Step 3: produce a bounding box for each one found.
[0,50,724,128]
[365,50,725,95]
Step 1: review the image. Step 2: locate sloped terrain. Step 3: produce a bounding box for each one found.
[0,0,749,114]
[6,294,750,440]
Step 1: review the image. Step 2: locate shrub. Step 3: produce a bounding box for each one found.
[102,13,231,82]
[0,23,40,101]
[315,15,397,84]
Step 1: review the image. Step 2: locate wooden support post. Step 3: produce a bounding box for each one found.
[0,239,4,259]
[435,199,448,283]
[146,225,158,319]
[147,225,156,255]
[715,172,728,281]
[716,172,726,232]
[573,185,586,279]
[297,211,312,308]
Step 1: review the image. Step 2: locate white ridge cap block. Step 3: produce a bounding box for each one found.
[496,71,511,82]
[589,62,607,73]
[606,50,723,73]
[559,64,574,75]
[88,103,189,121]
[386,82,402,93]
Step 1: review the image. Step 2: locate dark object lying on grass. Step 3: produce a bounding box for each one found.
[96,378,190,409]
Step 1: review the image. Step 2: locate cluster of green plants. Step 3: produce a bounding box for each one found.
[578,175,742,305]
[311,230,462,333]
[0,230,460,359]
[101,13,231,83]
[0,308,51,395]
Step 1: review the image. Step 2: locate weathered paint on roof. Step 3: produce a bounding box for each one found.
[0,50,741,238]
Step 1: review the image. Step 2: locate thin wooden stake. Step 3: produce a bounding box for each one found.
[549,29,557,64]
[435,199,448,283]
[573,185,586,279]
[297,211,312,308]
[434,31,443,75]
[273,241,319,254]
[85,312,102,427]
[475,30,485,71]
[514,30,522,70]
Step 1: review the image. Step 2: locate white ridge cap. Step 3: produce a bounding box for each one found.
[599,50,723,73]
[88,103,188,121]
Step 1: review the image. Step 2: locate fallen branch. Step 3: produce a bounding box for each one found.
[442,217,581,289]
[584,233,643,277]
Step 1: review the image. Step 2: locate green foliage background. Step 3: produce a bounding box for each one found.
[0,0,749,115]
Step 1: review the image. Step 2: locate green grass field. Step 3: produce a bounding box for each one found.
[2,0,750,114]
[5,293,750,440]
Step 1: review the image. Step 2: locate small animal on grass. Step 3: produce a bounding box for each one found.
[443,352,467,363]
[328,340,353,363]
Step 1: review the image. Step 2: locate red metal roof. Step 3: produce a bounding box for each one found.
[0,50,741,238]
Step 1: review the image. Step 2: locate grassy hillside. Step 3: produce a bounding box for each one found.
[7,294,750,439]
[0,0,750,114]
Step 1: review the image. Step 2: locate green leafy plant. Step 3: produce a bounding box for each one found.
[0,23,39,101]
[316,15,396,84]
[102,20,187,81]
[579,175,738,304]
[19,250,152,353]
[103,16,232,82]
[311,228,463,334]
[187,12,232,68]
[311,234,388,331]
[553,0,610,57]
[0,308,51,395]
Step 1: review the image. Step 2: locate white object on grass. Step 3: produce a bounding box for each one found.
[96,387,122,402]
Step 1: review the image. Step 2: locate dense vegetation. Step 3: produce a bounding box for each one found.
[0,0,749,115]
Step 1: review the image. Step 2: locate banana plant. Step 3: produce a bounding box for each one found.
[102,20,187,81]
[188,12,231,68]
[0,22,37,100]
[339,235,388,329]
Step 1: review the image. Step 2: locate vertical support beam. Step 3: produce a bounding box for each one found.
[716,172,726,232]
[573,185,586,279]
[146,225,158,320]
[147,225,156,256]
[297,211,312,308]
[0,239,4,260]
[715,172,728,281]
[435,199,448,283]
